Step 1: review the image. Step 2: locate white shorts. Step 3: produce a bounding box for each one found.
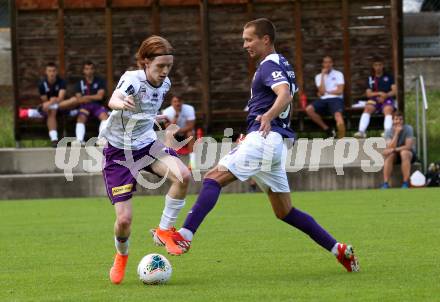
[218,131,290,193]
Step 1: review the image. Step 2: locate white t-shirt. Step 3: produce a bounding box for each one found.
[315,69,345,99]
[162,104,196,129]
[99,69,171,150]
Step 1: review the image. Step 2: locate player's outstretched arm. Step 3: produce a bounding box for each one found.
[256,83,292,137]
[108,90,136,111]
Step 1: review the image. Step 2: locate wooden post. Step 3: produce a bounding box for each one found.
[341,0,351,107]
[293,0,304,94]
[105,0,114,90]
[10,0,20,143]
[391,0,404,113]
[152,0,160,35]
[57,0,65,77]
[200,0,211,133]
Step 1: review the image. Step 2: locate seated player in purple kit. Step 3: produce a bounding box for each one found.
[99,36,192,284]
[74,61,109,144]
[159,18,360,273]
[354,57,397,138]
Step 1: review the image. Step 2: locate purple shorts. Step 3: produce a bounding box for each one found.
[102,141,178,204]
[367,97,395,113]
[79,102,107,119]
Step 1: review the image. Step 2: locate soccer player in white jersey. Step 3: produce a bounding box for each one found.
[100,36,192,284]
[161,19,359,273]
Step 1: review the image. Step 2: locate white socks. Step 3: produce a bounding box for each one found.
[331,242,340,257]
[359,113,393,133]
[76,123,86,142]
[159,195,185,230]
[358,113,370,133]
[178,228,194,241]
[384,115,393,132]
[189,152,196,169]
[49,130,58,141]
[114,236,129,255]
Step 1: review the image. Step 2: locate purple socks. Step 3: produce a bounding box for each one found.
[182,178,336,252]
[282,208,337,251]
[183,178,222,234]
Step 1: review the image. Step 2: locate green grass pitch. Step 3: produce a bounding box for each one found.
[1,189,439,301]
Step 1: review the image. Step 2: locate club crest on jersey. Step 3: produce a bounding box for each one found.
[271,71,284,80]
[136,87,147,101]
[125,84,135,95]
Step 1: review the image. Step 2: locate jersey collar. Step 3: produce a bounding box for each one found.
[259,53,279,66]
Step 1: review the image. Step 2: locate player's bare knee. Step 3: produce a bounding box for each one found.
[117,214,132,229]
[204,167,218,180]
[179,168,192,188]
[170,167,191,190]
[365,105,375,114]
[400,151,411,161]
[305,105,314,115]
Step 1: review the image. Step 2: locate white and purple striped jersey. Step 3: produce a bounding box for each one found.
[246,53,297,139]
[100,69,171,150]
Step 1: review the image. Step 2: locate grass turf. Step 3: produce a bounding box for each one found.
[1,189,439,302]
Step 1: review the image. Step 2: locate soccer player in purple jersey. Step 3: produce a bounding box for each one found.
[100,36,192,284]
[354,57,397,138]
[163,18,359,272]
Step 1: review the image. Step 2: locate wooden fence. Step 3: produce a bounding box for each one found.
[11,0,403,138]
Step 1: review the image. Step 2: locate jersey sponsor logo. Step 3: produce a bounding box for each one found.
[125,84,135,95]
[271,71,284,80]
[112,183,133,196]
[286,71,296,79]
[384,76,389,82]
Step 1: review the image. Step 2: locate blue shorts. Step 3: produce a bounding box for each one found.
[312,98,344,116]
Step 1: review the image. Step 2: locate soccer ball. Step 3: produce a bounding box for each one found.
[137,253,172,285]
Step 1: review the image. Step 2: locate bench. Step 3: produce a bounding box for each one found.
[16,99,386,144]
[16,98,101,143]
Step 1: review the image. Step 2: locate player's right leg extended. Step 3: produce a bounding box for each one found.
[110,200,132,284]
[268,191,359,272]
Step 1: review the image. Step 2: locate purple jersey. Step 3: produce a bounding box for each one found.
[246,53,297,139]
